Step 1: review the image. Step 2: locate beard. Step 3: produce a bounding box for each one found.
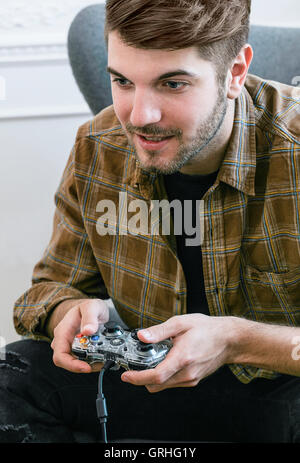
[125,84,228,175]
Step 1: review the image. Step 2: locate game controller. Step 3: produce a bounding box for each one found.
[72,321,172,370]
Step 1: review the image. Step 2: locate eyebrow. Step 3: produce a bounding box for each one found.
[106,66,199,81]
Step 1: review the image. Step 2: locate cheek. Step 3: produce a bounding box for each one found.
[111,89,132,125]
[168,101,203,136]
[172,88,216,124]
[163,95,201,131]
[190,89,216,116]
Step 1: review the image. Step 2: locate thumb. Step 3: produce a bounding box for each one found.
[138,317,183,343]
[80,299,109,335]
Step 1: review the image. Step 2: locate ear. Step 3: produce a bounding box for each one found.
[227,44,253,99]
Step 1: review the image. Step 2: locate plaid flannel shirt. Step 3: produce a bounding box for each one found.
[14,74,300,383]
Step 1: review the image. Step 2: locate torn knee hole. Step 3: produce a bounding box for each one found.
[0,351,29,373]
[0,424,34,443]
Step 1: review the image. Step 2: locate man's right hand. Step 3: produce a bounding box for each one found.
[49,298,109,373]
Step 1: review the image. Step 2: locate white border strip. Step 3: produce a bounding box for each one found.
[0,42,68,65]
[0,104,92,120]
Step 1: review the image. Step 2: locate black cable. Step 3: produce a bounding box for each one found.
[96,360,116,443]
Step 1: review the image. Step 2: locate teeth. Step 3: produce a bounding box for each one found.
[144,137,165,141]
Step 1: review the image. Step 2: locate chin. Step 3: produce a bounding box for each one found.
[136,153,176,173]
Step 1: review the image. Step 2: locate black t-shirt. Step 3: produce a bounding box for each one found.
[163,170,218,315]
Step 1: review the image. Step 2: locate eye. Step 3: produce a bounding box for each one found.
[112,78,132,88]
[164,81,188,90]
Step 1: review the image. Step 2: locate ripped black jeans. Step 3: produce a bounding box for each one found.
[0,339,299,443]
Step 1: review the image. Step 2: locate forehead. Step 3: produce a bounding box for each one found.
[107,31,215,80]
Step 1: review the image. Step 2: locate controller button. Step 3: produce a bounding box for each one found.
[110,339,125,346]
[79,337,88,344]
[91,335,100,342]
[130,329,139,340]
[76,334,83,338]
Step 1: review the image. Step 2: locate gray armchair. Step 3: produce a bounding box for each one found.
[68,3,300,116]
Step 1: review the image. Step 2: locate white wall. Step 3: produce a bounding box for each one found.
[251,0,300,27]
[0,0,299,346]
[0,0,96,345]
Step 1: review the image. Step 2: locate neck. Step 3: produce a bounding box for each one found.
[179,98,235,176]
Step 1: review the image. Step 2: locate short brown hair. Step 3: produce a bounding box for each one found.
[105,0,251,81]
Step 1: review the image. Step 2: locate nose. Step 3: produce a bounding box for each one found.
[129,88,162,128]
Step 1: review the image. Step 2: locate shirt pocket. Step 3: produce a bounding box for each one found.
[240,264,300,324]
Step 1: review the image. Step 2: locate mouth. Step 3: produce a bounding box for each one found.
[135,133,174,151]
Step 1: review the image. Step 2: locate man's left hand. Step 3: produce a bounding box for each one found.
[121,313,236,393]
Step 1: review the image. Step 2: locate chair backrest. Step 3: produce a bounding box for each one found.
[67,3,300,115]
[248,25,300,86]
[68,3,112,116]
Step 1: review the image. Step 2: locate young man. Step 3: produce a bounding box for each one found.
[2,0,300,443]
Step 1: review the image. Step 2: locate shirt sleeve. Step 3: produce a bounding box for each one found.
[13,137,109,342]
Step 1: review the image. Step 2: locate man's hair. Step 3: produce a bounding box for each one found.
[105,0,251,82]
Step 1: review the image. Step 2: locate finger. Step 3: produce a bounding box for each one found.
[122,367,196,389]
[138,316,187,344]
[52,340,92,373]
[121,368,157,385]
[51,310,89,372]
[80,300,109,335]
[89,362,105,373]
[146,364,215,392]
[146,380,197,393]
[147,368,198,392]
[121,346,180,385]
[51,334,90,374]
[54,347,104,374]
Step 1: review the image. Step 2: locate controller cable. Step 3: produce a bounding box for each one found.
[96,359,116,443]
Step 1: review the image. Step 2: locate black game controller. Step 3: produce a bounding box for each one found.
[72,321,172,370]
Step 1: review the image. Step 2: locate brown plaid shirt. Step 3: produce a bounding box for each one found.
[14,74,300,383]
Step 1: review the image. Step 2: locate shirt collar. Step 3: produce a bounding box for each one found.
[126,156,157,200]
[217,85,257,196]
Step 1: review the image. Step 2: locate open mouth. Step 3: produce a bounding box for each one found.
[136,134,174,150]
[139,135,172,141]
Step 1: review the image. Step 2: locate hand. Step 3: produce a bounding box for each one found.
[50,299,109,373]
[121,314,235,392]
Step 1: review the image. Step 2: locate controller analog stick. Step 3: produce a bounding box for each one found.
[137,341,154,352]
[103,321,124,337]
